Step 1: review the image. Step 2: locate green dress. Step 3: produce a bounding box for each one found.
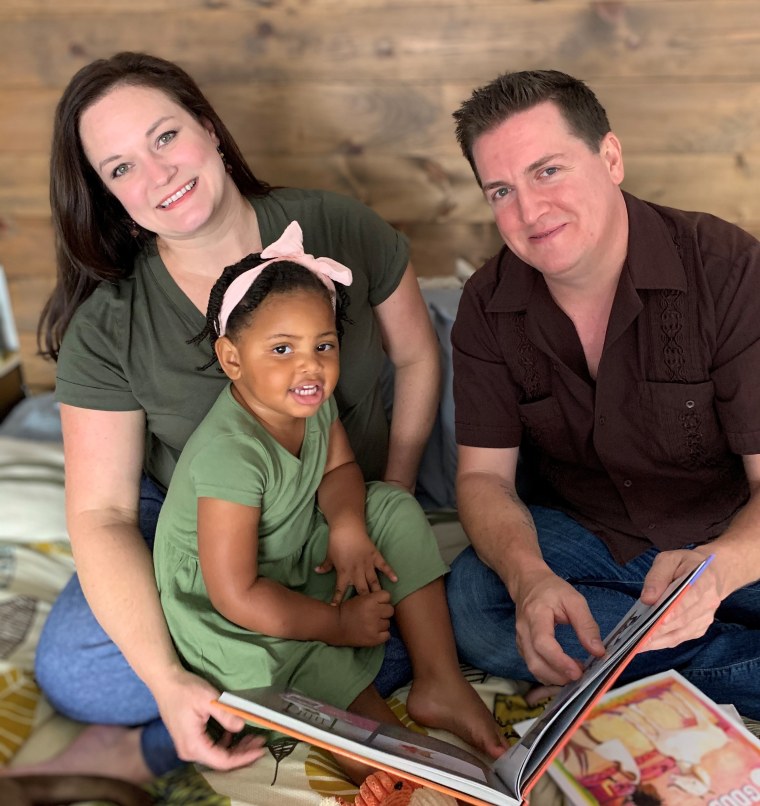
[153,385,448,708]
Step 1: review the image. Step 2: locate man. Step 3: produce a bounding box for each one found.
[446,69,760,718]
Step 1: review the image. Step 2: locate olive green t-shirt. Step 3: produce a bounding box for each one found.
[55,188,409,489]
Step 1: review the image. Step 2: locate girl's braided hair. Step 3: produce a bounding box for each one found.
[190,254,351,371]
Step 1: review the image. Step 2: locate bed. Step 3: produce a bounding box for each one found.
[0,288,564,806]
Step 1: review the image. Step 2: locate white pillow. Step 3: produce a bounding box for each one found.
[0,437,67,542]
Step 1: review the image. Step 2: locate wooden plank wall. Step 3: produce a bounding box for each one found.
[1,0,759,391]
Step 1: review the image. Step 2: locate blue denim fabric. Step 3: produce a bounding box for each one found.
[374,622,412,698]
[35,474,413,772]
[35,475,181,775]
[445,505,760,719]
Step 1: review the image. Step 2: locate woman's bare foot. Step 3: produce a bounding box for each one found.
[1,724,153,784]
[0,774,153,806]
[406,673,506,760]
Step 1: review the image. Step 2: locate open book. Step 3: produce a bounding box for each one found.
[217,556,713,806]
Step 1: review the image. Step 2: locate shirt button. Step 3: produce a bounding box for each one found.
[623,479,633,488]
[552,363,559,371]
[599,416,606,425]
[685,400,695,409]
[648,523,656,530]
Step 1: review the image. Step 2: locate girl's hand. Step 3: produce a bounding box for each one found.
[315,530,398,604]
[332,590,394,647]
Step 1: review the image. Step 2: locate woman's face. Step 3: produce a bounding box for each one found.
[79,83,229,240]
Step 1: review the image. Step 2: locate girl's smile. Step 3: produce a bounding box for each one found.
[290,383,325,407]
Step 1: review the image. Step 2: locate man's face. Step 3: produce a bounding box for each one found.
[472,101,626,284]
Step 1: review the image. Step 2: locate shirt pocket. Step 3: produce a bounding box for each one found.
[638,380,728,468]
[517,396,576,463]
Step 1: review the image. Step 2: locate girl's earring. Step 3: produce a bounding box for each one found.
[128,219,140,238]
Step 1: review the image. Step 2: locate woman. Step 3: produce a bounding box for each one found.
[26,51,439,782]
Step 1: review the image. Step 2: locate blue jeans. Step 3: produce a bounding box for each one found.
[35,476,412,774]
[445,506,760,719]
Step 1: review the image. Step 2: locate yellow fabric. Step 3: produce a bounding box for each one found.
[0,540,75,768]
[0,667,40,765]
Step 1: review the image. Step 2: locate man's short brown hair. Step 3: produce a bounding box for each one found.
[453,69,611,184]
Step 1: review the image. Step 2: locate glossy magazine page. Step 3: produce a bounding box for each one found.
[548,669,760,806]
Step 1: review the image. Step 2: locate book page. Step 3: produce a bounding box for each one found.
[549,670,760,806]
[277,689,490,780]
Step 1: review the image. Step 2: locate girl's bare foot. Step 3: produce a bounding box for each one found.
[1,724,153,784]
[405,673,506,760]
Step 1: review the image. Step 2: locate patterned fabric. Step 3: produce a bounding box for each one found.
[0,667,41,766]
[147,765,231,806]
[0,540,74,766]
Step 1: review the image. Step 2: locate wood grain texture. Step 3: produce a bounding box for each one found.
[3,3,760,88]
[1,0,758,388]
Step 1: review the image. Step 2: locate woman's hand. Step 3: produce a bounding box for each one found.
[315,529,398,605]
[154,667,266,769]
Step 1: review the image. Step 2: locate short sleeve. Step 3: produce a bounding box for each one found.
[55,284,141,411]
[709,237,760,455]
[345,198,410,307]
[190,435,269,508]
[452,280,523,449]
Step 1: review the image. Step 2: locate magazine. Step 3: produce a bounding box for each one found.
[217,557,713,806]
[544,669,760,806]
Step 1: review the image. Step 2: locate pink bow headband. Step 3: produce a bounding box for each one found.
[217,221,353,337]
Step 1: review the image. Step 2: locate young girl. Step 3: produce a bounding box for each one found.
[153,222,505,782]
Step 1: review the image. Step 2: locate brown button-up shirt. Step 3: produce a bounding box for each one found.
[453,192,760,563]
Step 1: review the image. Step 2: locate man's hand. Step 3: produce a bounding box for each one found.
[639,548,721,651]
[331,589,394,647]
[513,569,605,685]
[315,529,398,604]
[154,668,266,769]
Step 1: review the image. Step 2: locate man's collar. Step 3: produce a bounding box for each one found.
[485,191,686,314]
[623,191,686,292]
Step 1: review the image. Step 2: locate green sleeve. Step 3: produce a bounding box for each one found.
[190,434,269,508]
[54,283,141,411]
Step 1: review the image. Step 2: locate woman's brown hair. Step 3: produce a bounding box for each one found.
[38,51,270,360]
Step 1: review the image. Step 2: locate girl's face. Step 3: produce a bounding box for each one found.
[79,83,229,240]
[217,289,340,428]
